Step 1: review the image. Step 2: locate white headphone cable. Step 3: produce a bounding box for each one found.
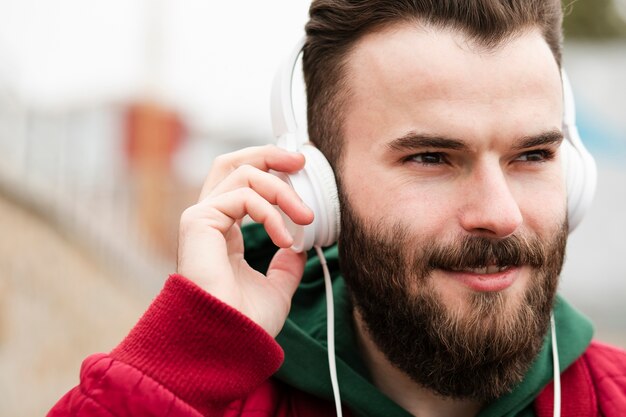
[550,313,561,417]
[315,245,343,417]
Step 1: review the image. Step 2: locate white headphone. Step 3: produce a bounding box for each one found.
[271,37,597,252]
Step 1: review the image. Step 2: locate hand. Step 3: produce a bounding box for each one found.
[177,145,314,337]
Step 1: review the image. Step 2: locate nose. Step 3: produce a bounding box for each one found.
[458,162,523,238]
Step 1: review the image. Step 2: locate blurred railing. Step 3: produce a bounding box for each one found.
[0,85,174,294]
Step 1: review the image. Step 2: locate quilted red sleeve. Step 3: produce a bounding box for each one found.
[48,274,285,417]
[48,354,204,417]
[534,340,626,417]
[584,341,626,417]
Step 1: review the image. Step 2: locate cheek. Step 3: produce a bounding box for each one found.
[512,174,567,232]
[348,176,458,236]
[391,185,457,225]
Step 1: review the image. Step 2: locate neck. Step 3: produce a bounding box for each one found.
[353,310,482,417]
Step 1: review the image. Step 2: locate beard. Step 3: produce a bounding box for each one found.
[338,195,568,401]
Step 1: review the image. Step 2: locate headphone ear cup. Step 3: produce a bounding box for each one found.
[279,144,340,252]
[562,127,597,233]
[301,144,341,246]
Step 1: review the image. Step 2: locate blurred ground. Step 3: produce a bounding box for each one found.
[0,194,150,417]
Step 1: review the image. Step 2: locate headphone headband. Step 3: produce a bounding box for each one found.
[271,37,306,151]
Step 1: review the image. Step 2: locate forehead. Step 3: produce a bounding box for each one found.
[341,23,563,147]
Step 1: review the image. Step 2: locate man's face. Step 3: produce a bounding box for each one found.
[336,24,567,400]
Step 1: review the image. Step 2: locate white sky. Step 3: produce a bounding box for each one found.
[0,0,310,134]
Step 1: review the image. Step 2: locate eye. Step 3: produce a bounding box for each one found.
[406,152,448,165]
[515,149,555,163]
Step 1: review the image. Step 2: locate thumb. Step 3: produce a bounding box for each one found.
[266,248,307,302]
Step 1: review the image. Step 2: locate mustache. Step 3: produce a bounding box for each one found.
[425,234,547,271]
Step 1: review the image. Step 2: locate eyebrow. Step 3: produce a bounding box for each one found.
[386,133,468,152]
[386,129,564,152]
[512,129,564,150]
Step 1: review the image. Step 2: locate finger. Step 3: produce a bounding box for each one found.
[201,188,295,248]
[200,145,305,200]
[266,248,307,308]
[207,164,314,226]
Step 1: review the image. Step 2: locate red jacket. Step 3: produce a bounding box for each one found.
[48,275,626,417]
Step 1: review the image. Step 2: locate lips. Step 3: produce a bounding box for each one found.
[442,265,519,292]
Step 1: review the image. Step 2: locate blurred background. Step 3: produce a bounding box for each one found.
[0,1,624,416]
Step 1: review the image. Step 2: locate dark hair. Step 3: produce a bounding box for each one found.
[303,0,564,170]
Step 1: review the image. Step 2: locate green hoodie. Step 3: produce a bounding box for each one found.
[242,223,594,417]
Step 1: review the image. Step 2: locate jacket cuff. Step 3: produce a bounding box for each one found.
[111,274,284,411]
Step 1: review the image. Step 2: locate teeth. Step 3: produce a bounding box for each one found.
[487,265,501,274]
[451,265,508,274]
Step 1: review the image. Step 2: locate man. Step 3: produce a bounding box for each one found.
[49,1,626,416]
